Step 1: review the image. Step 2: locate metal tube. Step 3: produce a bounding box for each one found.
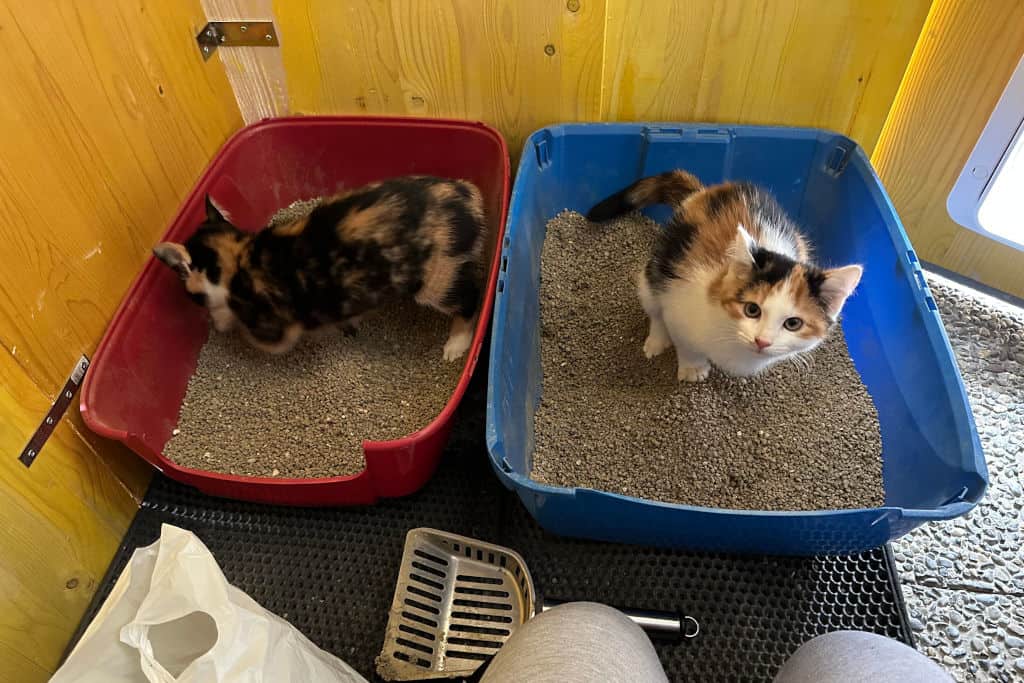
[540,598,695,639]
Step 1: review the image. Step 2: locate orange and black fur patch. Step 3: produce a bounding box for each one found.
[154,176,486,359]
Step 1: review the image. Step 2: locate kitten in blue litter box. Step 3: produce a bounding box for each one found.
[588,170,863,382]
[153,176,485,361]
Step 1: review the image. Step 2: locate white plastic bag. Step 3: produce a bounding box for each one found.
[52,524,366,683]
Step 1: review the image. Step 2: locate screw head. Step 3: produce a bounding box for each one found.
[544,44,556,56]
[240,24,248,32]
[27,449,35,457]
[65,390,73,399]
[45,416,54,425]
[265,34,273,41]
[219,35,226,43]
[567,0,581,11]
[203,45,210,53]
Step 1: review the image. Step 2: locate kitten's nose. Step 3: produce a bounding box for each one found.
[755,337,772,350]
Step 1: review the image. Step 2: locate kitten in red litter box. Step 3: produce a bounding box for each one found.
[153,176,485,361]
[587,170,862,382]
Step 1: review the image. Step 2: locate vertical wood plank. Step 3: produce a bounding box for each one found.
[0,350,130,676]
[872,0,1024,296]
[275,0,924,156]
[201,0,290,122]
[601,0,930,153]
[0,0,241,676]
[275,0,605,156]
[0,0,243,393]
[0,643,50,683]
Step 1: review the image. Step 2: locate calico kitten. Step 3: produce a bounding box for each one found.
[587,170,862,381]
[153,175,486,361]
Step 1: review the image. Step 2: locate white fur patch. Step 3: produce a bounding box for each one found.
[644,267,822,379]
[204,281,236,332]
[737,223,756,255]
[443,329,472,361]
[754,210,800,259]
[442,315,476,362]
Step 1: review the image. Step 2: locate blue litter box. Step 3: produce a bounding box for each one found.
[485,123,986,555]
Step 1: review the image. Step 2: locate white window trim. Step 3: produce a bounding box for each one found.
[947,53,1024,250]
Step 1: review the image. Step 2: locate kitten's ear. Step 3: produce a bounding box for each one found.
[204,194,230,223]
[729,223,757,263]
[820,265,863,318]
[153,242,191,280]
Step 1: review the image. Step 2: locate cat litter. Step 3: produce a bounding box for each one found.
[531,210,884,511]
[162,201,463,479]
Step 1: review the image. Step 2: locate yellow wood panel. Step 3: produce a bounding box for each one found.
[872,0,1024,297]
[601,0,930,152]
[0,0,241,676]
[0,641,49,683]
[275,0,605,154]
[0,349,130,677]
[1,355,139,534]
[0,0,243,393]
[64,408,153,504]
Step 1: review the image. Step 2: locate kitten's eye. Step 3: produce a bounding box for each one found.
[743,302,761,318]
[783,317,803,331]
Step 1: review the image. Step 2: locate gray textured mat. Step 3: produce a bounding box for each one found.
[894,273,1024,682]
[69,364,911,681]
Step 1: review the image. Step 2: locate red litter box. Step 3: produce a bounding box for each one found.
[81,116,509,506]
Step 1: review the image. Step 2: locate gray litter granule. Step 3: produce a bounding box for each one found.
[531,210,884,511]
[269,197,322,226]
[163,199,462,479]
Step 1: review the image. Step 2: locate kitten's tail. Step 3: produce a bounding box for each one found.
[586,170,703,222]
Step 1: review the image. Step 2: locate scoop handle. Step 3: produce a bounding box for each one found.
[540,597,698,640]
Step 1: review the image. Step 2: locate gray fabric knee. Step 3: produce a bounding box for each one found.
[481,601,668,683]
[774,630,952,683]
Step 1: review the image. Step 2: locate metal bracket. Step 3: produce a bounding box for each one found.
[19,355,90,468]
[196,21,279,61]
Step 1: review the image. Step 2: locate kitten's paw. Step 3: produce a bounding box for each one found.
[678,364,710,383]
[643,334,671,358]
[442,332,472,362]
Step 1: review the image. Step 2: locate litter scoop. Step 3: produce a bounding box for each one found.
[376,528,698,681]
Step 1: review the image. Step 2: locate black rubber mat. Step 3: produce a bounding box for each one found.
[69,373,912,682]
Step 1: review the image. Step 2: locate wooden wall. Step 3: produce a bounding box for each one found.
[274,0,930,156]
[873,0,1024,298]
[0,0,242,678]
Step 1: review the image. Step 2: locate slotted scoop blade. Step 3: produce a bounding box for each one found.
[376,528,536,681]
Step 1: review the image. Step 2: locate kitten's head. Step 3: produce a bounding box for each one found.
[153,195,246,332]
[717,225,862,362]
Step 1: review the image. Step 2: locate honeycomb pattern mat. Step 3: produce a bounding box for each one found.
[68,378,912,681]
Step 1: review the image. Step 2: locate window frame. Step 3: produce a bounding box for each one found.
[947,53,1024,250]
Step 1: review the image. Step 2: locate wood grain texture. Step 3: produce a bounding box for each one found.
[602,0,930,152]
[274,0,923,156]
[0,642,50,683]
[0,350,129,678]
[0,0,242,393]
[0,1,242,676]
[872,0,1024,296]
[202,0,290,122]
[275,0,605,155]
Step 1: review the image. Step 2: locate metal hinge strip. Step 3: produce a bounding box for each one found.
[19,355,90,468]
